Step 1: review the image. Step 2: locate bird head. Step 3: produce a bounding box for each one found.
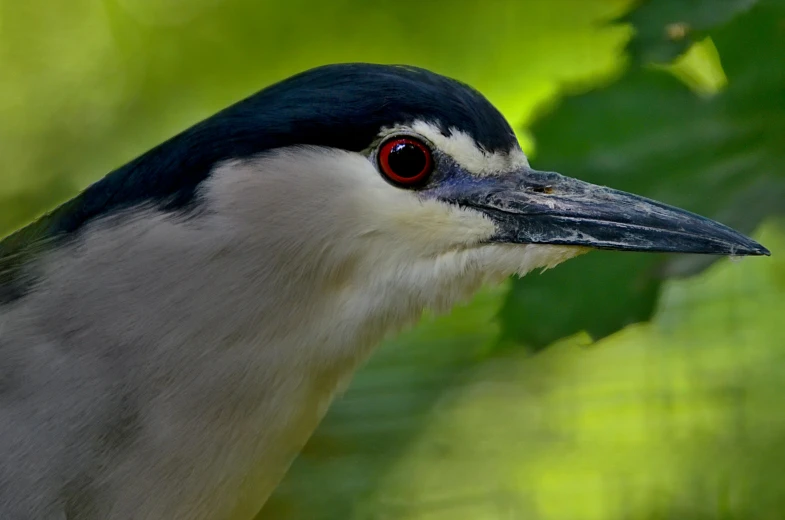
[196,63,768,315]
[3,63,768,325]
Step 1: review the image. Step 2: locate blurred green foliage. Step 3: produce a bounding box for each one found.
[370,221,785,520]
[1,0,783,519]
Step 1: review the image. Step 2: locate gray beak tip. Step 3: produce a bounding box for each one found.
[743,242,771,257]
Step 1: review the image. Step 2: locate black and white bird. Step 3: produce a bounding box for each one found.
[0,63,769,520]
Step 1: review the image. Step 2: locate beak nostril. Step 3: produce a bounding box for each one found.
[530,185,555,194]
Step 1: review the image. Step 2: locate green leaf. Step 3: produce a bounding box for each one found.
[499,252,660,351]
[501,1,785,349]
[620,0,759,64]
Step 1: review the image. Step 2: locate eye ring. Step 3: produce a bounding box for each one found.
[377,137,434,187]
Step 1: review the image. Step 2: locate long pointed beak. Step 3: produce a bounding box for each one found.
[449,168,770,256]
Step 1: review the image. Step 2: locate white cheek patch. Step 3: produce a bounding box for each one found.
[378,120,529,176]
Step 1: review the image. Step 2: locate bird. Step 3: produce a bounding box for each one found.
[0,63,769,520]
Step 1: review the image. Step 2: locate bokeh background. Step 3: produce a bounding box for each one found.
[2,0,784,518]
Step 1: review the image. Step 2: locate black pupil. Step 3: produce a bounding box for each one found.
[388,142,427,178]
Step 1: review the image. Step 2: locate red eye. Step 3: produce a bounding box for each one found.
[378,137,433,186]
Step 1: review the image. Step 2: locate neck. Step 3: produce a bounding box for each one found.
[2,200,439,518]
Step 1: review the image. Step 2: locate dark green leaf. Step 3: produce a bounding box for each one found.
[620,0,759,64]
[499,252,660,350]
[502,1,785,348]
